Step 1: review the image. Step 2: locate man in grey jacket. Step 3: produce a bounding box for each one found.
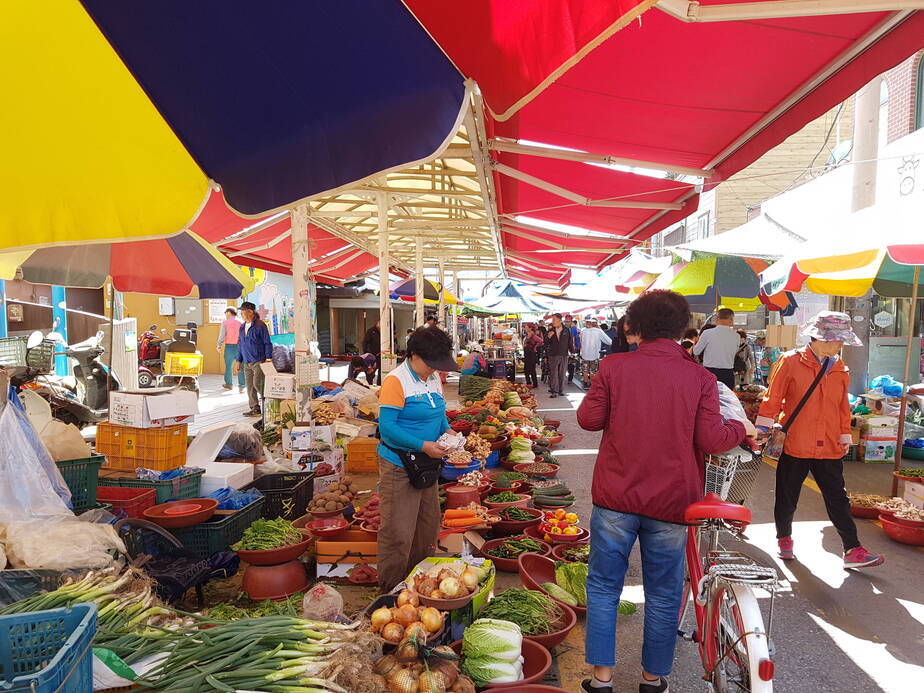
[544,313,573,398]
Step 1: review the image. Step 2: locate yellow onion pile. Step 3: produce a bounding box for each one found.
[411,563,484,602]
[370,590,445,644]
[373,646,476,693]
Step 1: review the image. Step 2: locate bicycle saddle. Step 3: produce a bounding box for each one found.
[685,493,752,525]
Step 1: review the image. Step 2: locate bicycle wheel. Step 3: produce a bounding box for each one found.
[706,579,773,693]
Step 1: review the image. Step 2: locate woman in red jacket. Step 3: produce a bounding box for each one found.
[756,311,883,569]
[577,290,748,693]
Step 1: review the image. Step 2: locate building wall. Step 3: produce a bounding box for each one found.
[884,51,924,144]
[713,100,855,233]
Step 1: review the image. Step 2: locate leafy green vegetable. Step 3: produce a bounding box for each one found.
[618,600,637,615]
[462,658,521,685]
[486,536,544,559]
[486,491,522,503]
[498,507,534,521]
[232,518,302,551]
[461,619,522,663]
[495,471,528,482]
[561,544,590,563]
[480,589,563,635]
[542,581,578,606]
[555,561,588,606]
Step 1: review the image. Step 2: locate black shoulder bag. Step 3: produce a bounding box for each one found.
[383,442,444,489]
[763,356,830,461]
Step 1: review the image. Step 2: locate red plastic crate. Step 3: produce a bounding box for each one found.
[96,486,156,519]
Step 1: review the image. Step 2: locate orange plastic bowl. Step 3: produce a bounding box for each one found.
[143,498,217,529]
[518,553,586,615]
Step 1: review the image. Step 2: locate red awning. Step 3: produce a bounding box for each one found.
[491,8,924,186]
[190,192,378,284]
[492,151,698,270]
[403,0,655,120]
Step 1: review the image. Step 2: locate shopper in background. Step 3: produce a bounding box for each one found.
[692,308,739,390]
[680,328,700,355]
[602,322,619,354]
[577,290,748,693]
[233,301,273,417]
[522,323,544,387]
[734,330,755,388]
[377,327,457,592]
[758,336,781,384]
[545,313,573,398]
[611,316,640,354]
[579,319,612,389]
[757,311,883,569]
[216,307,245,392]
[460,344,488,377]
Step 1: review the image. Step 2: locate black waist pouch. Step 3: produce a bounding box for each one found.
[384,443,443,489]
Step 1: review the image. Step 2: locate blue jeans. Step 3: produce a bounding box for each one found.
[586,506,687,676]
[222,345,245,388]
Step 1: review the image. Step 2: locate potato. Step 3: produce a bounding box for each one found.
[324,501,338,510]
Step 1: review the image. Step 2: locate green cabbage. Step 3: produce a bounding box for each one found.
[509,438,532,452]
[461,657,523,685]
[461,618,522,663]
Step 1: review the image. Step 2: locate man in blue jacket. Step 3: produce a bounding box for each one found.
[233,301,274,416]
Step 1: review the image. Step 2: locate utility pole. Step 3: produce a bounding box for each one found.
[843,77,882,395]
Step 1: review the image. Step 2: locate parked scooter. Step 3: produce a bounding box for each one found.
[9,330,120,428]
[138,325,167,387]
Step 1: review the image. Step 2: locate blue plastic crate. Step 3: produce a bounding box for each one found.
[0,603,97,693]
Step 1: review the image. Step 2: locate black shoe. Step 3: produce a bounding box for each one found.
[550,393,558,398]
[581,679,613,693]
[557,391,565,396]
[243,408,261,417]
[639,677,669,693]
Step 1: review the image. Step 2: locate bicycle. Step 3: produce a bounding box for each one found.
[679,448,779,692]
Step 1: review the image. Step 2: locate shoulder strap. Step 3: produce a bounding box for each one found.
[781,356,830,432]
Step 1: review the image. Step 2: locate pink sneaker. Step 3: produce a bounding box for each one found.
[777,537,794,561]
[843,546,884,569]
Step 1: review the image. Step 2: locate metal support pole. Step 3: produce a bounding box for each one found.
[892,265,920,496]
[377,193,393,374]
[843,77,882,394]
[451,271,460,351]
[438,258,446,329]
[291,203,316,424]
[415,242,425,327]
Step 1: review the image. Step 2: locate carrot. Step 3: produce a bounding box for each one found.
[443,517,484,527]
[443,509,478,519]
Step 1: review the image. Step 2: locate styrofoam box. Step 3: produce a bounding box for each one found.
[903,480,924,509]
[199,461,255,495]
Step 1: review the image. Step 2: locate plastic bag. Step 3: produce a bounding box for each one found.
[255,452,300,476]
[39,419,92,461]
[272,344,295,373]
[216,423,263,461]
[0,404,72,522]
[205,486,262,510]
[302,582,344,622]
[870,375,904,397]
[3,515,125,570]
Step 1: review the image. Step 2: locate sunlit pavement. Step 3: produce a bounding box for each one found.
[524,379,924,693]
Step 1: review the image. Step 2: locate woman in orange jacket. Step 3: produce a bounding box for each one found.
[756,311,883,570]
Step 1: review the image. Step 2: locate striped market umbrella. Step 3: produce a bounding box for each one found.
[652,254,770,312]
[0,232,250,298]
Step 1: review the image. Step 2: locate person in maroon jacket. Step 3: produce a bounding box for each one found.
[576,290,748,693]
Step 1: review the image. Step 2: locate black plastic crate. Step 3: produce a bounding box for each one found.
[243,471,314,521]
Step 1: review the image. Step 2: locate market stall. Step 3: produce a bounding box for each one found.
[0,353,583,691]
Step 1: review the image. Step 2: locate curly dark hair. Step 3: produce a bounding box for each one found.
[625,290,691,341]
[406,326,453,361]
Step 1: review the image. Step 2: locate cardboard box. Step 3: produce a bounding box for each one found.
[284,424,336,451]
[903,480,924,509]
[312,450,345,495]
[859,415,899,440]
[264,373,296,400]
[765,324,797,349]
[861,438,897,463]
[109,389,198,428]
[316,561,378,581]
[335,416,377,440]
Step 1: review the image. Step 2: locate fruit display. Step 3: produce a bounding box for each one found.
[307,475,357,513]
[354,492,381,530]
[409,560,490,601]
[369,589,446,643]
[538,509,581,540]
